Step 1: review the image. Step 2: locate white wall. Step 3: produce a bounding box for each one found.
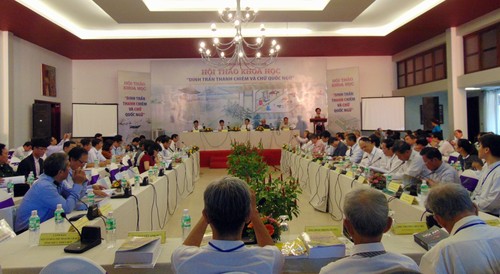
[10,36,72,147]
[405,91,449,137]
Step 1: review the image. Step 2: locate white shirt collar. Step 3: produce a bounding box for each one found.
[450,215,483,235]
[351,242,385,255]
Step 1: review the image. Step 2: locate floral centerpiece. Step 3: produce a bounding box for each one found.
[201,127,213,132]
[246,215,281,242]
[368,172,386,190]
[229,126,241,132]
[255,126,265,131]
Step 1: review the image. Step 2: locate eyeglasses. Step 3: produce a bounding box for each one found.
[77,159,86,165]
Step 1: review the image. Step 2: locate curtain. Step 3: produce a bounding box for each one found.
[483,88,500,134]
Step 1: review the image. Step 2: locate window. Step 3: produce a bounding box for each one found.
[397,45,447,89]
[464,23,500,74]
[483,89,500,134]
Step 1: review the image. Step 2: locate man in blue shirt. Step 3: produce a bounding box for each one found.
[15,153,85,233]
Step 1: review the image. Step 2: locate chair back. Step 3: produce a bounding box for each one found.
[40,256,106,274]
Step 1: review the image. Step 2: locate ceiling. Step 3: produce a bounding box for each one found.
[0,0,499,59]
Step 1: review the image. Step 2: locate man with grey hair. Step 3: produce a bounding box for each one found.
[172,176,284,273]
[15,153,83,233]
[420,184,500,274]
[320,188,419,273]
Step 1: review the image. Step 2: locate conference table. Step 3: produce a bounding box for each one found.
[280,149,500,264]
[180,130,299,150]
[0,153,200,273]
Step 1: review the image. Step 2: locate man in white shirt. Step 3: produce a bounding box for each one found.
[420,183,500,274]
[346,133,363,164]
[320,188,419,273]
[111,135,124,156]
[472,134,500,216]
[13,141,32,159]
[192,120,202,131]
[159,136,173,160]
[404,134,417,149]
[170,134,180,152]
[241,118,253,131]
[431,133,454,157]
[217,120,225,131]
[392,140,427,182]
[62,141,76,154]
[172,177,284,274]
[46,133,71,157]
[359,136,384,168]
[380,138,404,174]
[420,147,459,186]
[87,138,107,167]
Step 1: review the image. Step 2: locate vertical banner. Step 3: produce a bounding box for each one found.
[326,67,361,132]
[118,71,151,143]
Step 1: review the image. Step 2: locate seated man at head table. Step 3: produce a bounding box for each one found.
[217,119,225,131]
[320,188,420,273]
[259,118,271,129]
[280,116,294,130]
[16,137,50,179]
[241,118,253,131]
[86,138,109,168]
[420,184,500,274]
[471,134,500,217]
[15,153,85,233]
[171,176,284,274]
[111,134,125,156]
[192,120,202,131]
[419,147,459,187]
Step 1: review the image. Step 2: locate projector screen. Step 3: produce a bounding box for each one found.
[72,104,118,137]
[361,97,405,131]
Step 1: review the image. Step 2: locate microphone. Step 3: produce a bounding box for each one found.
[387,161,405,174]
[370,157,383,166]
[61,212,82,239]
[59,185,101,220]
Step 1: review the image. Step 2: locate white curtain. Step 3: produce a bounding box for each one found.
[483,88,500,134]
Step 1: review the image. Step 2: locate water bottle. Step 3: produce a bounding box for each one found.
[148,167,154,181]
[153,165,159,177]
[29,210,40,246]
[54,203,65,232]
[105,212,116,248]
[87,192,95,206]
[363,167,370,178]
[120,178,128,190]
[134,175,141,192]
[7,179,14,194]
[181,209,191,240]
[27,171,35,186]
[420,180,429,205]
[386,174,392,189]
[111,155,116,164]
[94,159,99,167]
[278,215,291,243]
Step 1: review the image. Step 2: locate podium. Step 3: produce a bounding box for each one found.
[310,118,327,135]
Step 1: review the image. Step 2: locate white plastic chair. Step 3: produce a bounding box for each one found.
[39,256,106,274]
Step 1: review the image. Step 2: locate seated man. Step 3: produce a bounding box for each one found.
[391,140,427,182]
[158,136,172,160]
[87,138,107,167]
[46,133,71,157]
[331,137,348,157]
[420,184,500,273]
[62,140,76,154]
[430,132,454,157]
[259,118,270,129]
[111,134,125,156]
[414,137,429,152]
[380,138,404,173]
[241,118,253,131]
[472,134,500,216]
[65,147,107,197]
[320,188,419,273]
[126,137,140,152]
[172,177,284,273]
[217,120,225,131]
[310,134,325,156]
[420,147,459,186]
[320,130,331,146]
[346,133,363,164]
[280,116,294,130]
[359,136,384,168]
[404,134,417,149]
[15,153,84,233]
[17,138,49,179]
[192,120,202,131]
[170,134,181,152]
[0,143,16,180]
[13,141,32,159]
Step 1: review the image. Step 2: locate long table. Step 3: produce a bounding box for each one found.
[280,149,500,263]
[180,130,299,150]
[0,153,200,273]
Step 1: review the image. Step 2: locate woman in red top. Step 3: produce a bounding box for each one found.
[101,140,113,160]
[139,142,161,173]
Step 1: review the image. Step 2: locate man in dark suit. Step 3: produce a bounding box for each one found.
[332,137,348,157]
[16,138,49,179]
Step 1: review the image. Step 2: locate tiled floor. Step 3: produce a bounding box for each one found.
[165,168,340,238]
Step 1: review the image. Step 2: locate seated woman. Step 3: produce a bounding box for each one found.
[139,143,161,173]
[172,177,284,274]
[101,139,113,160]
[456,139,480,171]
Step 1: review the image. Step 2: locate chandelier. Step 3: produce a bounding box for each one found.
[198,0,281,69]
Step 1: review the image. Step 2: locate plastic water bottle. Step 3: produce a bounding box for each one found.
[54,204,65,232]
[29,210,40,246]
[134,175,141,192]
[153,165,159,177]
[7,179,14,194]
[279,215,291,243]
[181,209,191,240]
[105,212,116,248]
[111,155,116,164]
[148,167,154,181]
[94,159,99,167]
[27,171,35,186]
[386,174,392,189]
[87,192,95,206]
[363,167,370,177]
[420,180,429,205]
[120,178,128,190]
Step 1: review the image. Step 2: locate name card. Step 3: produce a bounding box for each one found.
[193,130,199,132]
[345,171,354,178]
[99,203,113,217]
[39,232,80,246]
[357,176,366,184]
[305,225,342,237]
[485,219,500,227]
[263,129,271,131]
[283,128,290,131]
[392,222,428,235]
[128,230,167,244]
[387,182,401,193]
[400,193,418,205]
[68,216,90,233]
[221,130,228,132]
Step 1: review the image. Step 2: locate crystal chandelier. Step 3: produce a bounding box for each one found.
[198,0,281,69]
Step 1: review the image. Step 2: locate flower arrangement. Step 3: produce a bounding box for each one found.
[246,215,281,242]
[369,172,386,190]
[227,141,269,182]
[229,126,241,132]
[201,127,213,132]
[255,126,265,131]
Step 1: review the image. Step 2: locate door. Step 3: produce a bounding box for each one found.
[467,96,480,142]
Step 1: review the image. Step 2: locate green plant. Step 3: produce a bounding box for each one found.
[248,174,302,220]
[227,141,268,182]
